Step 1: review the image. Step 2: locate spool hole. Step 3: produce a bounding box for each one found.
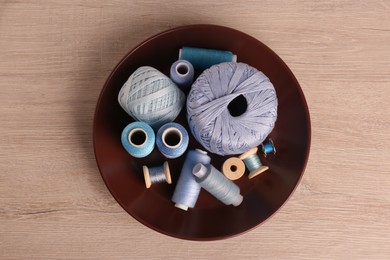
[230,165,237,172]
[176,63,189,76]
[228,94,247,117]
[163,128,182,148]
[129,129,147,146]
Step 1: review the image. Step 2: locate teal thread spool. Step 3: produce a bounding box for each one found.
[239,147,269,179]
[261,139,276,157]
[179,47,237,70]
[142,162,172,188]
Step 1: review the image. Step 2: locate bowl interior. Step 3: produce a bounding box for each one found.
[93,25,310,240]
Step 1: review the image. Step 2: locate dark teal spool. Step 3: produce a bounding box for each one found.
[179,47,237,70]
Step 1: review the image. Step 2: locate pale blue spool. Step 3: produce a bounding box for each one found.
[156,122,189,159]
[169,59,195,91]
[121,121,155,158]
[171,149,211,211]
[193,163,243,206]
[187,62,278,156]
[242,152,263,172]
[179,47,237,70]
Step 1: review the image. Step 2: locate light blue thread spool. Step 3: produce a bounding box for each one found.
[193,163,243,206]
[179,47,237,70]
[239,147,269,179]
[156,122,189,159]
[121,121,155,158]
[261,139,276,157]
[171,149,211,211]
[142,162,172,188]
[170,59,194,91]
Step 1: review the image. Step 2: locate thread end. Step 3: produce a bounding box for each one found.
[175,203,188,211]
[232,194,243,206]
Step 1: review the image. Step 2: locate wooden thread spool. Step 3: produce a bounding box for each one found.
[239,147,269,179]
[142,161,172,188]
[222,157,245,180]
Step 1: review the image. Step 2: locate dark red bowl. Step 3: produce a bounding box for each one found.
[93,24,311,240]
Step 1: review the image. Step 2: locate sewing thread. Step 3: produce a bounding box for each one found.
[261,139,276,157]
[171,149,211,211]
[239,147,269,179]
[179,47,237,70]
[121,121,155,158]
[193,163,243,206]
[156,122,189,159]
[142,161,172,188]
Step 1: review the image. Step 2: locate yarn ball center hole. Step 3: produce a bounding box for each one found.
[227,94,247,117]
[129,128,147,147]
[163,127,182,148]
[176,63,189,76]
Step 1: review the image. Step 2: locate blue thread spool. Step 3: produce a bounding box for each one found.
[142,162,172,188]
[170,59,194,91]
[121,122,155,158]
[261,139,276,157]
[179,47,237,70]
[193,163,243,206]
[156,122,189,159]
[171,149,211,211]
[239,147,269,179]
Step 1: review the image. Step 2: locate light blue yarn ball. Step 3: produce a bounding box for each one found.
[118,66,185,130]
[187,62,278,156]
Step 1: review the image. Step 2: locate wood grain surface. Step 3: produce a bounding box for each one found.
[1,0,389,259]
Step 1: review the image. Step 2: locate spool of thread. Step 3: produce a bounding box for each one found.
[142,162,172,188]
[169,59,195,91]
[222,157,245,180]
[193,163,243,206]
[121,121,155,158]
[171,149,211,211]
[156,122,189,159]
[179,47,237,70]
[239,147,269,179]
[118,66,185,130]
[187,62,278,156]
[261,139,276,157]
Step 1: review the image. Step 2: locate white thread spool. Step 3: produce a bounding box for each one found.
[121,121,155,158]
[170,59,194,90]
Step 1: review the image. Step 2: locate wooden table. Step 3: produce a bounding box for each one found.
[1,1,389,259]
